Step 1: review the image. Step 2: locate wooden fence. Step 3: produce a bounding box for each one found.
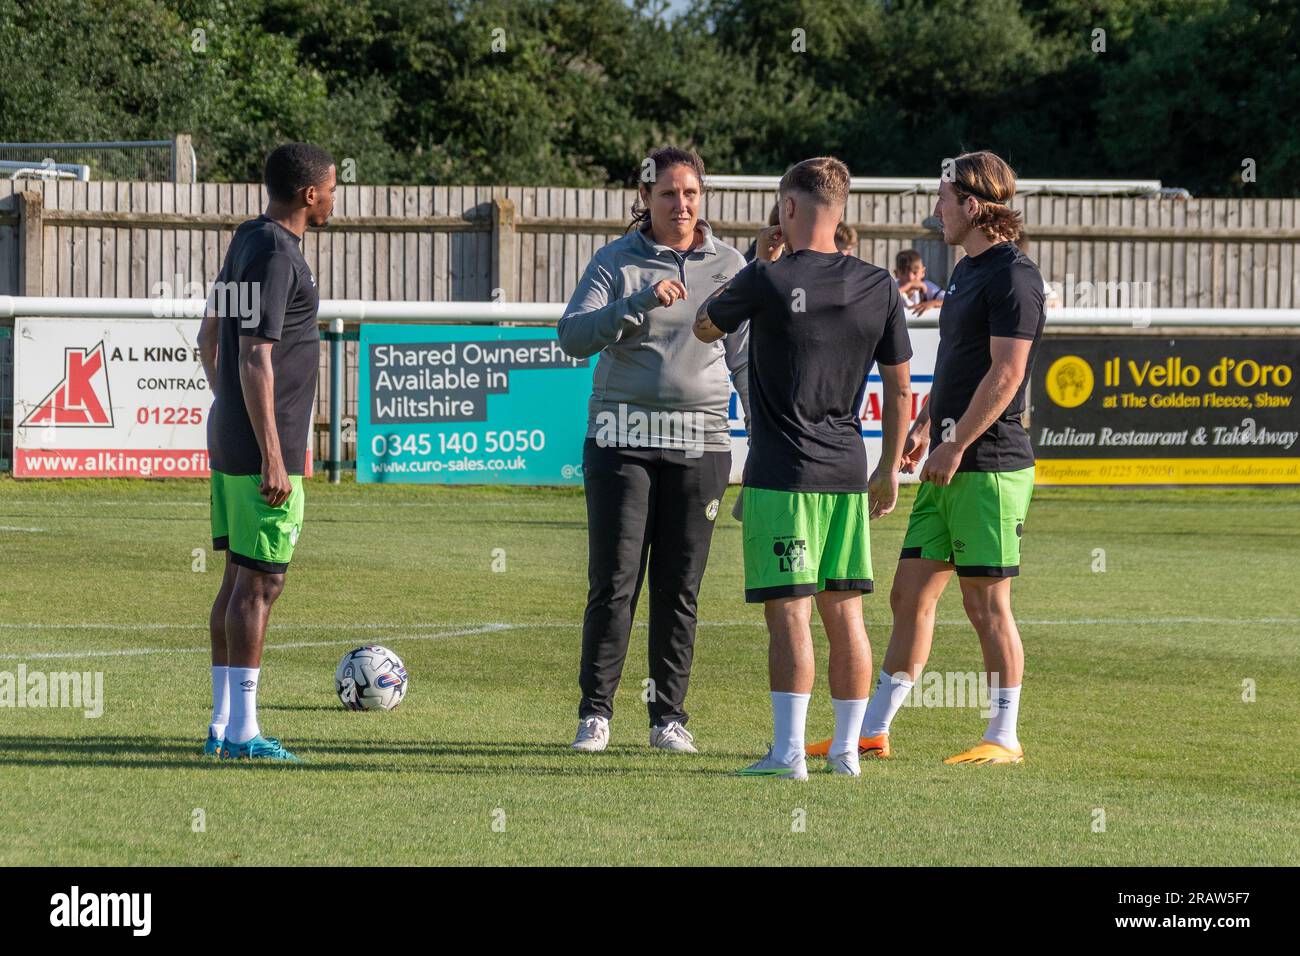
[2,180,1298,307]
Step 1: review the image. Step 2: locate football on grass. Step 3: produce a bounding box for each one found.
[335,645,409,711]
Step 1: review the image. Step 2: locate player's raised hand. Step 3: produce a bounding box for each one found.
[868,467,899,519]
[756,225,785,262]
[918,441,961,487]
[650,278,688,308]
[899,428,929,474]
[261,458,293,507]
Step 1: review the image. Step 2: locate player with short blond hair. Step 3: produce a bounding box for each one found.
[696,157,912,779]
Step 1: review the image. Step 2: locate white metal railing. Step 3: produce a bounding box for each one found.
[705,175,1172,197]
[0,296,559,324]
[2,296,1299,328]
[0,160,91,182]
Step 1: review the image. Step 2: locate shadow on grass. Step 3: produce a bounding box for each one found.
[259,705,341,712]
[0,735,754,774]
[314,515,587,530]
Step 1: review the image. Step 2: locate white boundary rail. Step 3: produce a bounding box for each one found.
[4,296,1300,327]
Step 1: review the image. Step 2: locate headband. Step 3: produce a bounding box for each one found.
[953,180,1010,205]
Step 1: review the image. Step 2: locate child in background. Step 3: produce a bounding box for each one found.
[894,248,944,314]
[836,222,858,256]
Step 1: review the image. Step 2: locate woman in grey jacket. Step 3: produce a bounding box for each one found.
[557,146,750,753]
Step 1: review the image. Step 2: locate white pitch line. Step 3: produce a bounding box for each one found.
[0,624,514,661]
[3,615,1298,635]
[3,615,1296,662]
[0,526,45,533]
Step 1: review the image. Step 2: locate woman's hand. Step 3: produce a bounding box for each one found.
[651,279,688,308]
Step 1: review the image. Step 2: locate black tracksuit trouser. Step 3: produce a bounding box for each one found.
[578,438,731,727]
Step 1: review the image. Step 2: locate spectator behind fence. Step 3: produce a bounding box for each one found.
[894,249,945,315]
[836,222,858,256]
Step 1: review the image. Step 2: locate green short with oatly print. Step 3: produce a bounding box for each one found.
[210,469,305,574]
[741,487,873,603]
[900,467,1034,576]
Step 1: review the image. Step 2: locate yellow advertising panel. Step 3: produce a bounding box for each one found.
[1030,337,1299,485]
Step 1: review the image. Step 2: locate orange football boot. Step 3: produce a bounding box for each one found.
[805,734,891,758]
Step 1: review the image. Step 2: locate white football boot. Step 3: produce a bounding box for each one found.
[736,746,808,780]
[571,716,610,752]
[826,751,861,776]
[649,721,698,753]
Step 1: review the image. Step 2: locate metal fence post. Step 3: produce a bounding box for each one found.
[329,317,344,483]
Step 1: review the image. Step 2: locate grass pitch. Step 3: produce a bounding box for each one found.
[1,476,1297,866]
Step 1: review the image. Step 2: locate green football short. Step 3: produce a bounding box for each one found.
[742,487,873,603]
[900,467,1034,577]
[210,469,305,574]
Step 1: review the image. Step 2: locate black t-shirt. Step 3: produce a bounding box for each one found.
[929,241,1046,472]
[707,250,912,493]
[207,216,320,476]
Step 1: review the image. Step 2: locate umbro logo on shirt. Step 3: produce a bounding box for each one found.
[711,273,729,281]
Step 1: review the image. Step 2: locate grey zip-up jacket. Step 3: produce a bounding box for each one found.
[557,220,750,451]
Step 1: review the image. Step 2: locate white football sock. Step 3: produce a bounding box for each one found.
[770,691,811,764]
[225,666,261,744]
[984,684,1021,749]
[831,697,869,756]
[208,665,230,739]
[861,668,915,737]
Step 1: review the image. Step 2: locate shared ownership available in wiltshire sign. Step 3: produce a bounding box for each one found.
[357,324,594,483]
[1030,336,1299,484]
[13,318,210,478]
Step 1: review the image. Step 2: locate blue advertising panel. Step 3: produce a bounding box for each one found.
[358,324,593,484]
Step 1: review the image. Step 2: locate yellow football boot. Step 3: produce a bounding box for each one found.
[943,741,1024,765]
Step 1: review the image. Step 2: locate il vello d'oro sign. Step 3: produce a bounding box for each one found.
[1031,337,1299,485]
